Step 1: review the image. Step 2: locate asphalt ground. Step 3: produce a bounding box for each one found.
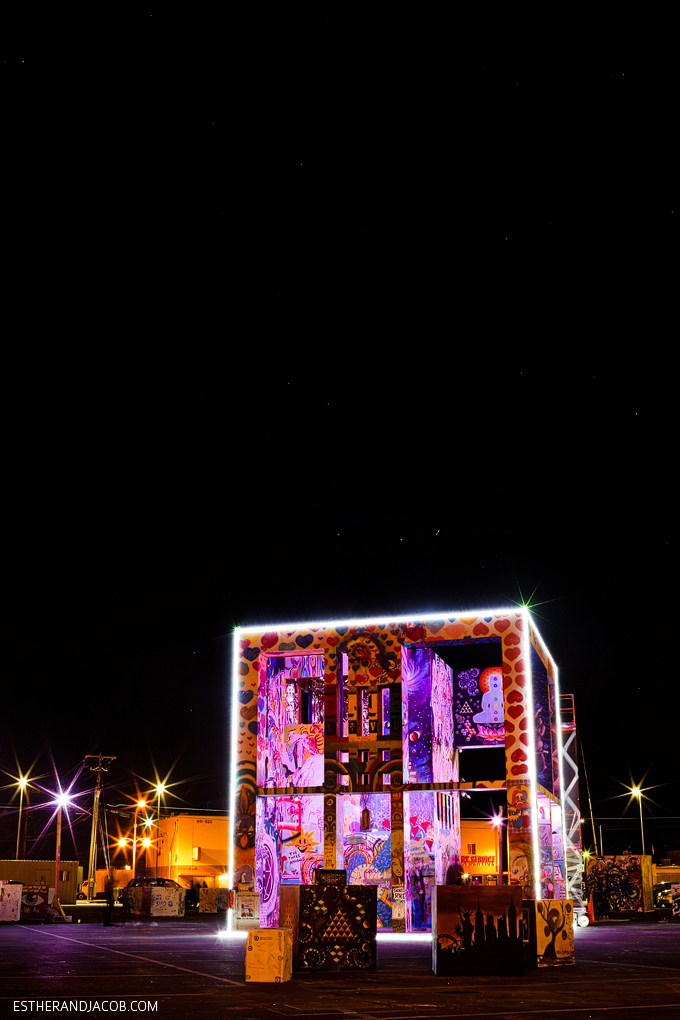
[2,915,679,1020]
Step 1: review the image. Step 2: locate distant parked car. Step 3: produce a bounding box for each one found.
[653,882,672,908]
[122,877,185,912]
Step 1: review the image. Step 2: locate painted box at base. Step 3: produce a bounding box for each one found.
[20,883,50,921]
[150,887,185,917]
[245,928,293,982]
[283,884,377,971]
[432,886,523,976]
[0,882,22,922]
[671,885,679,919]
[523,900,574,967]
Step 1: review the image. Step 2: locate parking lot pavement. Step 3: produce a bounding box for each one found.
[2,922,680,1020]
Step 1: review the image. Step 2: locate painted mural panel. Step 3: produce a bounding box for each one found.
[258,654,325,789]
[281,724,324,786]
[402,647,433,783]
[434,790,460,886]
[585,854,652,914]
[547,670,560,799]
[523,899,574,967]
[507,781,535,900]
[531,646,554,794]
[20,883,50,921]
[277,795,324,886]
[431,653,454,782]
[550,803,566,899]
[404,790,436,931]
[342,793,392,928]
[454,666,505,747]
[295,884,378,971]
[255,797,280,927]
[432,885,523,976]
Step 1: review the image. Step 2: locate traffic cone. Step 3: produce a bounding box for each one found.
[587,893,595,924]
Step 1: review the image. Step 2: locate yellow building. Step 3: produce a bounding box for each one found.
[460,821,502,884]
[148,814,229,889]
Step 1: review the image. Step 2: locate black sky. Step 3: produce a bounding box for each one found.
[2,30,676,865]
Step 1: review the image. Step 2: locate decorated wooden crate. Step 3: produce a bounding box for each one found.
[278,883,377,971]
[0,882,22,922]
[245,928,293,982]
[522,899,574,967]
[432,885,523,976]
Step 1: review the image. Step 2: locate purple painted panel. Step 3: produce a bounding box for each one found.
[402,647,433,783]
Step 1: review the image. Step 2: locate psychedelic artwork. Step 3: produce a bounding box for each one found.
[584,854,653,914]
[402,647,433,783]
[402,646,455,783]
[282,724,324,787]
[537,796,554,899]
[404,790,436,931]
[257,654,325,789]
[256,794,324,926]
[342,793,392,928]
[531,646,554,794]
[431,653,454,782]
[454,666,505,747]
[255,798,281,927]
[432,885,523,976]
[550,803,566,899]
[295,884,378,971]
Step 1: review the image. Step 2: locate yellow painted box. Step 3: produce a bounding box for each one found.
[245,928,293,983]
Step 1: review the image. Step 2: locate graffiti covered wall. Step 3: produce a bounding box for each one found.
[585,853,653,913]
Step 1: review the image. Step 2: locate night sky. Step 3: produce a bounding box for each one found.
[2,31,676,868]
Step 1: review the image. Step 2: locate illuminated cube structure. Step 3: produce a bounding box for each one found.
[229,609,567,933]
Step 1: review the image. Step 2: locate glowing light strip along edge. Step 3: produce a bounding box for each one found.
[237,607,527,636]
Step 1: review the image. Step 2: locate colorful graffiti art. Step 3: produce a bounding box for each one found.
[402,648,433,783]
[507,786,535,899]
[535,900,574,966]
[431,653,455,782]
[531,647,555,793]
[282,724,324,787]
[455,666,505,746]
[585,854,652,914]
[523,899,574,967]
[258,654,325,789]
[343,793,392,927]
[297,884,378,971]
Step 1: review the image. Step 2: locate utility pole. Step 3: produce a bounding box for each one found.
[85,754,116,902]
